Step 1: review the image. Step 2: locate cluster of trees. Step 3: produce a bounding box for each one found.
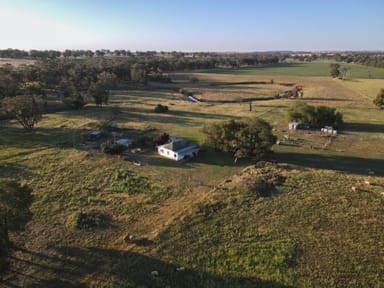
[202,118,276,159]
[288,101,343,128]
[0,48,106,59]
[0,179,33,272]
[0,59,125,128]
[329,63,350,79]
[290,52,384,68]
[2,48,384,70]
[0,51,284,129]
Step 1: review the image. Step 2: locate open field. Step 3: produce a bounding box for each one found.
[1,71,384,287]
[203,61,384,79]
[0,58,35,67]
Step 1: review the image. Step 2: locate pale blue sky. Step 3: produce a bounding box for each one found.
[0,0,383,51]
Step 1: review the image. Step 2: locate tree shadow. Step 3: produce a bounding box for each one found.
[4,246,293,288]
[0,163,32,179]
[273,152,384,176]
[343,122,384,133]
[305,97,350,102]
[0,126,92,151]
[193,148,252,167]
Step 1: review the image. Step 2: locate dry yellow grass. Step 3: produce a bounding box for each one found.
[0,57,35,67]
[338,78,384,101]
[174,73,366,107]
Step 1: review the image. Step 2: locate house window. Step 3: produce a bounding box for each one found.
[174,153,177,158]
[160,149,164,153]
[167,151,169,155]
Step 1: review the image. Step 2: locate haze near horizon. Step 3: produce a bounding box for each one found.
[0,0,383,52]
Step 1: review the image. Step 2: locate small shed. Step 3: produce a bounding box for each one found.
[116,138,132,147]
[288,121,299,130]
[157,138,200,161]
[89,130,101,140]
[321,126,337,136]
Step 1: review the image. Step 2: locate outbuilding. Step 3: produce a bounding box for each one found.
[89,130,102,140]
[116,138,133,147]
[288,121,299,130]
[157,138,200,161]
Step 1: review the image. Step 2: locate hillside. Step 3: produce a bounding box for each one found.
[1,71,383,287]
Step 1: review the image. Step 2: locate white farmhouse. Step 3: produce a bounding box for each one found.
[157,138,200,161]
[288,121,299,130]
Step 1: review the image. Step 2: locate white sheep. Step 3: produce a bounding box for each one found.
[151,270,159,276]
[364,181,370,185]
[176,266,185,272]
[351,186,356,192]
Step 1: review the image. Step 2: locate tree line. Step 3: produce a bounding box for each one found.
[2,48,384,68]
[290,52,384,69]
[0,51,283,129]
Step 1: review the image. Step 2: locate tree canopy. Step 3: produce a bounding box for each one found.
[88,82,109,108]
[288,101,343,128]
[202,118,276,159]
[373,89,384,109]
[329,63,340,78]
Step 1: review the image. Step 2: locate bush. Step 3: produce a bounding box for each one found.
[154,104,169,113]
[71,211,109,229]
[100,141,126,154]
[373,89,384,109]
[112,169,152,195]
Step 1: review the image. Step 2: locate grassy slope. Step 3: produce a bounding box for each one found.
[157,164,384,287]
[203,61,384,79]
[1,72,383,287]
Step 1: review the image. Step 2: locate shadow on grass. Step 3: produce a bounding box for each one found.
[202,63,307,74]
[305,97,351,102]
[144,147,249,169]
[0,163,32,179]
[0,126,91,151]
[193,148,252,167]
[343,122,384,133]
[273,152,384,176]
[5,246,292,288]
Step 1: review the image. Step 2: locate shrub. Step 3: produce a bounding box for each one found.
[112,169,152,195]
[154,104,169,113]
[100,141,126,154]
[373,89,384,109]
[1,95,44,130]
[71,211,109,229]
